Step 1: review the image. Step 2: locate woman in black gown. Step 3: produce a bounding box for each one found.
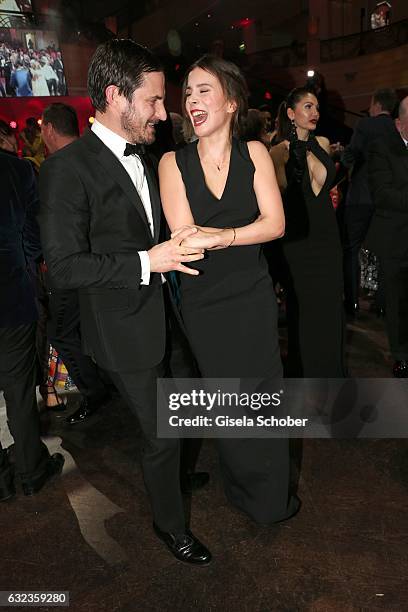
[159,56,299,524]
[270,88,345,377]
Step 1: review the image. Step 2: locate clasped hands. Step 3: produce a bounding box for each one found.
[148,225,231,276]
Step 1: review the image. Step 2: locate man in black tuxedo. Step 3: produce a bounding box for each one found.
[0,150,64,502]
[38,39,211,565]
[341,88,398,315]
[367,96,408,377]
[41,103,110,422]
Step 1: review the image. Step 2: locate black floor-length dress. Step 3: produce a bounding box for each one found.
[282,136,345,377]
[175,138,299,524]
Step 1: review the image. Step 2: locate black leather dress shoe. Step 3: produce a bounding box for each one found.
[393,360,408,378]
[153,523,212,566]
[181,471,210,494]
[22,453,65,496]
[66,394,109,425]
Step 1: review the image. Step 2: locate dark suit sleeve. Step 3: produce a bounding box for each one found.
[368,141,408,214]
[22,162,42,264]
[38,155,142,290]
[341,119,366,168]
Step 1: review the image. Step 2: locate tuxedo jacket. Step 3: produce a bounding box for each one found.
[38,130,166,371]
[342,114,395,206]
[367,127,408,260]
[0,151,41,328]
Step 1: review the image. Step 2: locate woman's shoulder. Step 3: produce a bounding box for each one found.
[315,135,331,154]
[158,150,176,170]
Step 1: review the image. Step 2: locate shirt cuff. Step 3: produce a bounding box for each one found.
[139,251,151,285]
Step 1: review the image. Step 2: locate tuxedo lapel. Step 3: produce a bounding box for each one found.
[97,145,152,233]
[82,130,151,235]
[142,154,161,244]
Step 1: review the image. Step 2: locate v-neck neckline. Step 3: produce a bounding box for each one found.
[195,139,234,202]
[304,139,329,199]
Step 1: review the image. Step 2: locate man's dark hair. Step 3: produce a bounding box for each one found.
[0,119,13,139]
[87,38,163,113]
[242,109,265,142]
[42,103,79,137]
[372,88,398,115]
[258,104,272,115]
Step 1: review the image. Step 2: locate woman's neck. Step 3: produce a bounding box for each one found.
[296,127,309,141]
[197,126,232,161]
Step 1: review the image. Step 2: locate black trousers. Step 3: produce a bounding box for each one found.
[382,259,408,360]
[47,289,107,400]
[103,285,199,533]
[342,204,374,305]
[0,323,49,488]
[108,363,185,532]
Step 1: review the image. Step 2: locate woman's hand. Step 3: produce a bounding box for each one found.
[172,226,234,250]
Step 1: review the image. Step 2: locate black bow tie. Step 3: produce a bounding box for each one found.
[124,142,146,157]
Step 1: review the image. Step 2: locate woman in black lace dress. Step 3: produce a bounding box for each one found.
[159,56,299,525]
[270,88,345,377]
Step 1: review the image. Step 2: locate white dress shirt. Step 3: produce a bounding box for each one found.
[91,119,152,285]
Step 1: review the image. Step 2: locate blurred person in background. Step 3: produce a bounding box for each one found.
[341,88,398,317]
[367,96,408,378]
[40,103,111,422]
[270,87,345,377]
[0,147,64,502]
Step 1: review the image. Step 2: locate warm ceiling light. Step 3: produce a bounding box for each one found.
[89,116,95,124]
[307,70,315,77]
[37,118,42,126]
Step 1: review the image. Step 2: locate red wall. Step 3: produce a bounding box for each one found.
[0,95,94,134]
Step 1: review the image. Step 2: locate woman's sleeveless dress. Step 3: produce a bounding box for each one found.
[282,137,345,377]
[175,138,299,524]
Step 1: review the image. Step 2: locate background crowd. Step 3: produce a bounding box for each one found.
[0,38,67,97]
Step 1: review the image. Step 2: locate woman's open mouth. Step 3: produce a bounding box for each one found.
[191,110,208,127]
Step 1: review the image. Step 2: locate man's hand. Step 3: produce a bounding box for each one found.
[171,225,231,250]
[148,226,205,275]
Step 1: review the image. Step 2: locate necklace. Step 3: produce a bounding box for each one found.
[208,147,231,172]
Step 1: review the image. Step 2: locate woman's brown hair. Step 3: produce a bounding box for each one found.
[181,55,248,141]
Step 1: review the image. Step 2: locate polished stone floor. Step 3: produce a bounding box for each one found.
[1,299,407,612]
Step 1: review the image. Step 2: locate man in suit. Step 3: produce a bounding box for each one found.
[341,88,398,316]
[52,52,66,96]
[0,150,64,502]
[367,96,408,377]
[40,103,111,423]
[38,39,211,565]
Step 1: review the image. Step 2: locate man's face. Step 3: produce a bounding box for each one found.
[40,120,56,153]
[396,99,408,141]
[119,71,166,145]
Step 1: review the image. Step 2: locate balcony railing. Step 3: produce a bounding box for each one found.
[320,18,408,63]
